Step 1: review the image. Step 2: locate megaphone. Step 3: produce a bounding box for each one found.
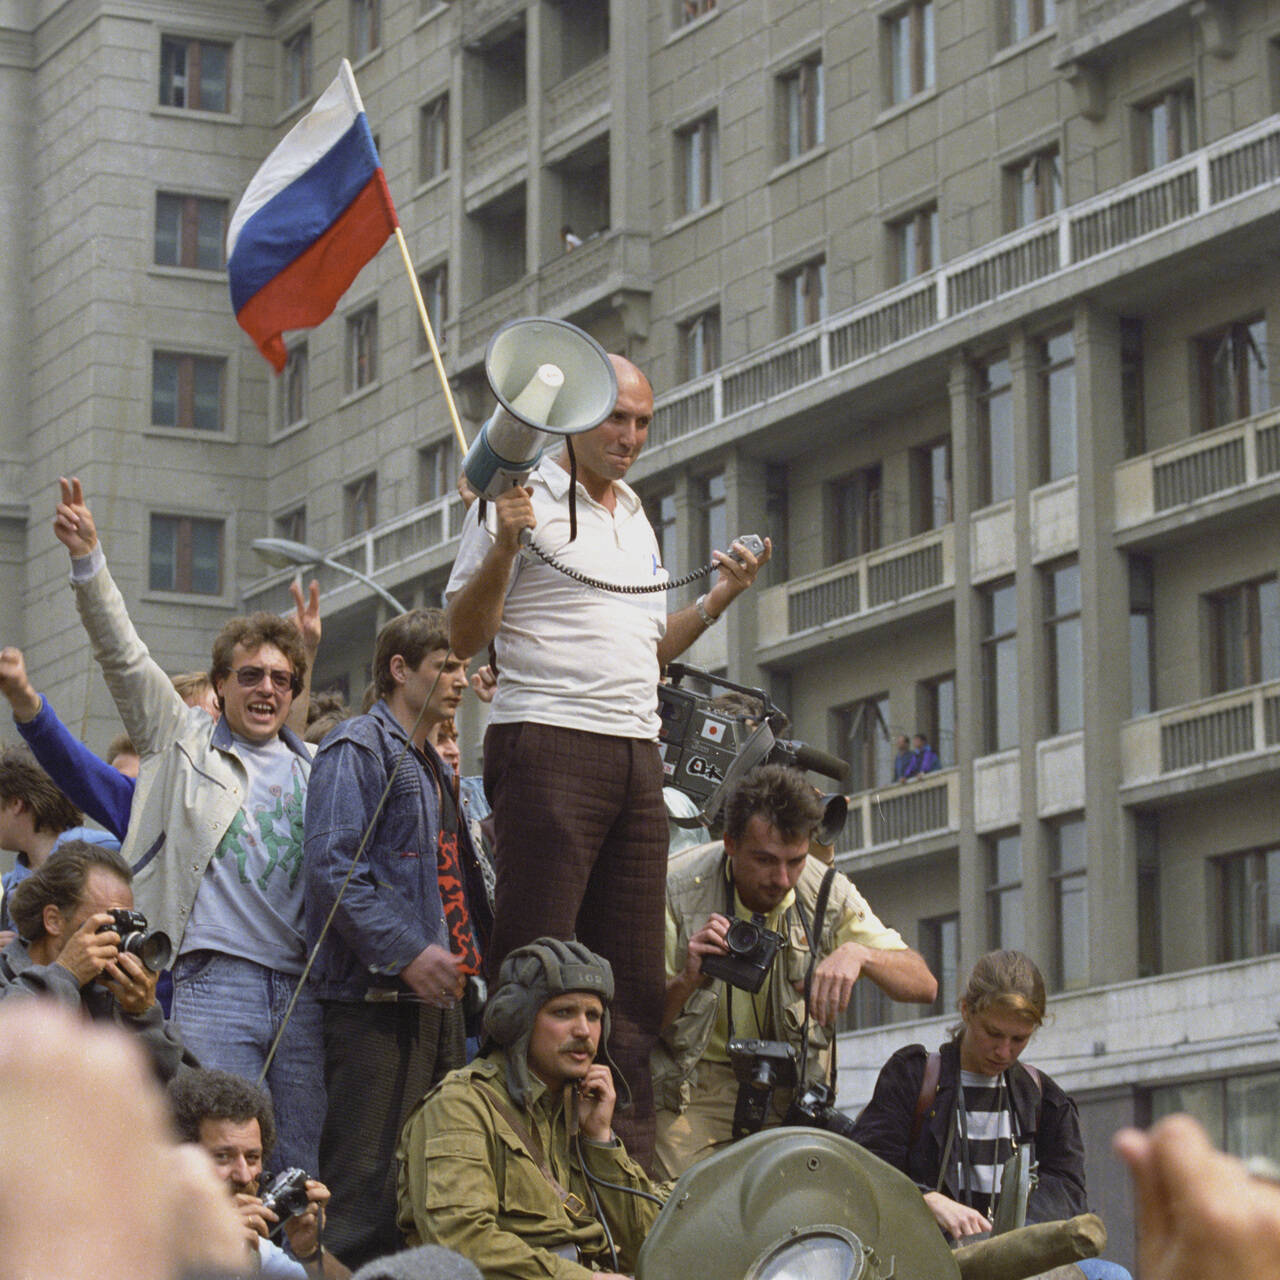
[462,316,618,501]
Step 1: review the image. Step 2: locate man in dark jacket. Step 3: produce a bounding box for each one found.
[0,840,187,1081]
[304,607,491,1269]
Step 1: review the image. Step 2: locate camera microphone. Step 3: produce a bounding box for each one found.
[780,741,851,785]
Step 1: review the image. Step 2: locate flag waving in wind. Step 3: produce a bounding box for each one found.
[227,59,397,372]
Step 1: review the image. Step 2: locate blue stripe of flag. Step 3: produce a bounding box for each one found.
[228,114,380,314]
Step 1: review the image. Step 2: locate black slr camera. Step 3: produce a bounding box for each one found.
[261,1166,311,1230]
[728,1038,797,1138]
[784,1080,860,1140]
[96,908,173,972]
[700,917,785,994]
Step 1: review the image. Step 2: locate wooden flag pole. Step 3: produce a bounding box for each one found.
[393,227,469,456]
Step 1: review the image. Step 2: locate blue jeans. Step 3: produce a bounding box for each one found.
[1078,1261,1133,1280]
[172,950,326,1174]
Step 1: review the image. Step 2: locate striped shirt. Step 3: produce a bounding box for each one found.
[952,1069,1016,1214]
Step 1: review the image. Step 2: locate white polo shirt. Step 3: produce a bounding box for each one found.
[445,454,668,739]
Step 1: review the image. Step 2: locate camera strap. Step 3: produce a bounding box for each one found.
[797,866,837,1090]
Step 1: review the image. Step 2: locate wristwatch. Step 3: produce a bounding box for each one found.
[695,594,720,628]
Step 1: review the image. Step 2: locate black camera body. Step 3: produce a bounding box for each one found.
[700,917,785,994]
[784,1080,860,1141]
[728,1038,798,1138]
[97,908,173,972]
[657,664,851,834]
[260,1166,311,1228]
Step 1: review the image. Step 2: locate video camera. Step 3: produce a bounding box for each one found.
[657,664,852,837]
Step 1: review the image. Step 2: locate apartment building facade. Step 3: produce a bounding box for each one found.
[5,0,1280,1263]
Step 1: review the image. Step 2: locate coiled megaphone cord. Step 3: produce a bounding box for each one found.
[520,533,715,594]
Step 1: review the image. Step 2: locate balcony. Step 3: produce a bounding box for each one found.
[1120,679,1280,799]
[756,525,954,661]
[1054,0,1233,82]
[833,768,959,865]
[650,114,1280,453]
[241,493,465,614]
[544,56,609,152]
[1114,406,1280,543]
[463,106,528,210]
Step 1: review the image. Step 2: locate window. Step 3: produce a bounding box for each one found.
[149,515,223,595]
[1150,1069,1280,1165]
[1129,555,1156,717]
[344,474,378,537]
[834,695,892,792]
[1038,328,1076,482]
[982,580,1019,751]
[886,0,934,105]
[351,0,381,60]
[473,189,527,295]
[920,672,955,766]
[780,258,826,333]
[1136,84,1196,172]
[676,0,716,26]
[680,309,720,381]
[417,264,448,355]
[1136,814,1162,977]
[763,466,789,586]
[152,353,225,432]
[282,25,312,107]
[779,57,823,161]
[1000,0,1055,47]
[469,25,526,129]
[1208,575,1280,693]
[275,506,306,544]
[890,204,939,283]
[1006,146,1061,230]
[986,830,1023,950]
[695,471,726,568]
[677,115,719,215]
[647,490,680,579]
[840,980,892,1031]
[977,352,1014,505]
[1045,559,1082,735]
[1217,848,1280,962]
[1198,316,1268,430]
[419,95,449,184]
[1121,316,1146,458]
[160,37,230,112]
[418,439,454,504]
[555,0,609,79]
[155,194,227,270]
[920,913,959,1017]
[828,465,882,564]
[346,305,378,392]
[1050,816,1087,991]
[281,344,308,429]
[911,437,952,532]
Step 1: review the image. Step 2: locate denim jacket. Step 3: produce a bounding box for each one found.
[304,701,471,1001]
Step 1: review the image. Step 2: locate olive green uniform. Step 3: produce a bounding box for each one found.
[397,1053,663,1279]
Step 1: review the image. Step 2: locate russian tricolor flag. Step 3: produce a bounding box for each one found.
[227,60,398,372]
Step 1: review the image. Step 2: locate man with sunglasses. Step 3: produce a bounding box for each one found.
[53,477,326,1176]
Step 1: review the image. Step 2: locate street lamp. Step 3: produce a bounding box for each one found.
[251,536,409,614]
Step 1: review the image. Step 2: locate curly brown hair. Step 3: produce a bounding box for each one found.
[209,614,307,700]
[723,763,824,843]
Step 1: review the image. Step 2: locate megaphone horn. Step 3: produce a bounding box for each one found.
[462,317,618,501]
[814,793,848,847]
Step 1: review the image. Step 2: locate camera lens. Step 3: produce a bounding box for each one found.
[724,919,760,956]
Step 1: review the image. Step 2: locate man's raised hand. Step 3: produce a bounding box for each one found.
[53,476,98,558]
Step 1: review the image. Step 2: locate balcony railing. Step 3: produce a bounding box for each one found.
[242,493,465,612]
[652,114,1280,448]
[463,106,528,201]
[1114,405,1280,531]
[1121,678,1280,787]
[834,769,958,857]
[757,525,954,650]
[544,56,609,143]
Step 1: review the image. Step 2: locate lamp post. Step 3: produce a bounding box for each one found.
[251,536,409,615]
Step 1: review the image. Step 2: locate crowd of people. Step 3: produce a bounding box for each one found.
[0,354,1271,1279]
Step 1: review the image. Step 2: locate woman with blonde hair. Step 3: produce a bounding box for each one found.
[852,950,1130,1279]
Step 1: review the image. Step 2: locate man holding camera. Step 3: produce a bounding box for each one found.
[169,1067,352,1277]
[446,354,769,1169]
[398,939,662,1278]
[305,608,492,1269]
[0,840,188,1080]
[654,764,937,1179]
